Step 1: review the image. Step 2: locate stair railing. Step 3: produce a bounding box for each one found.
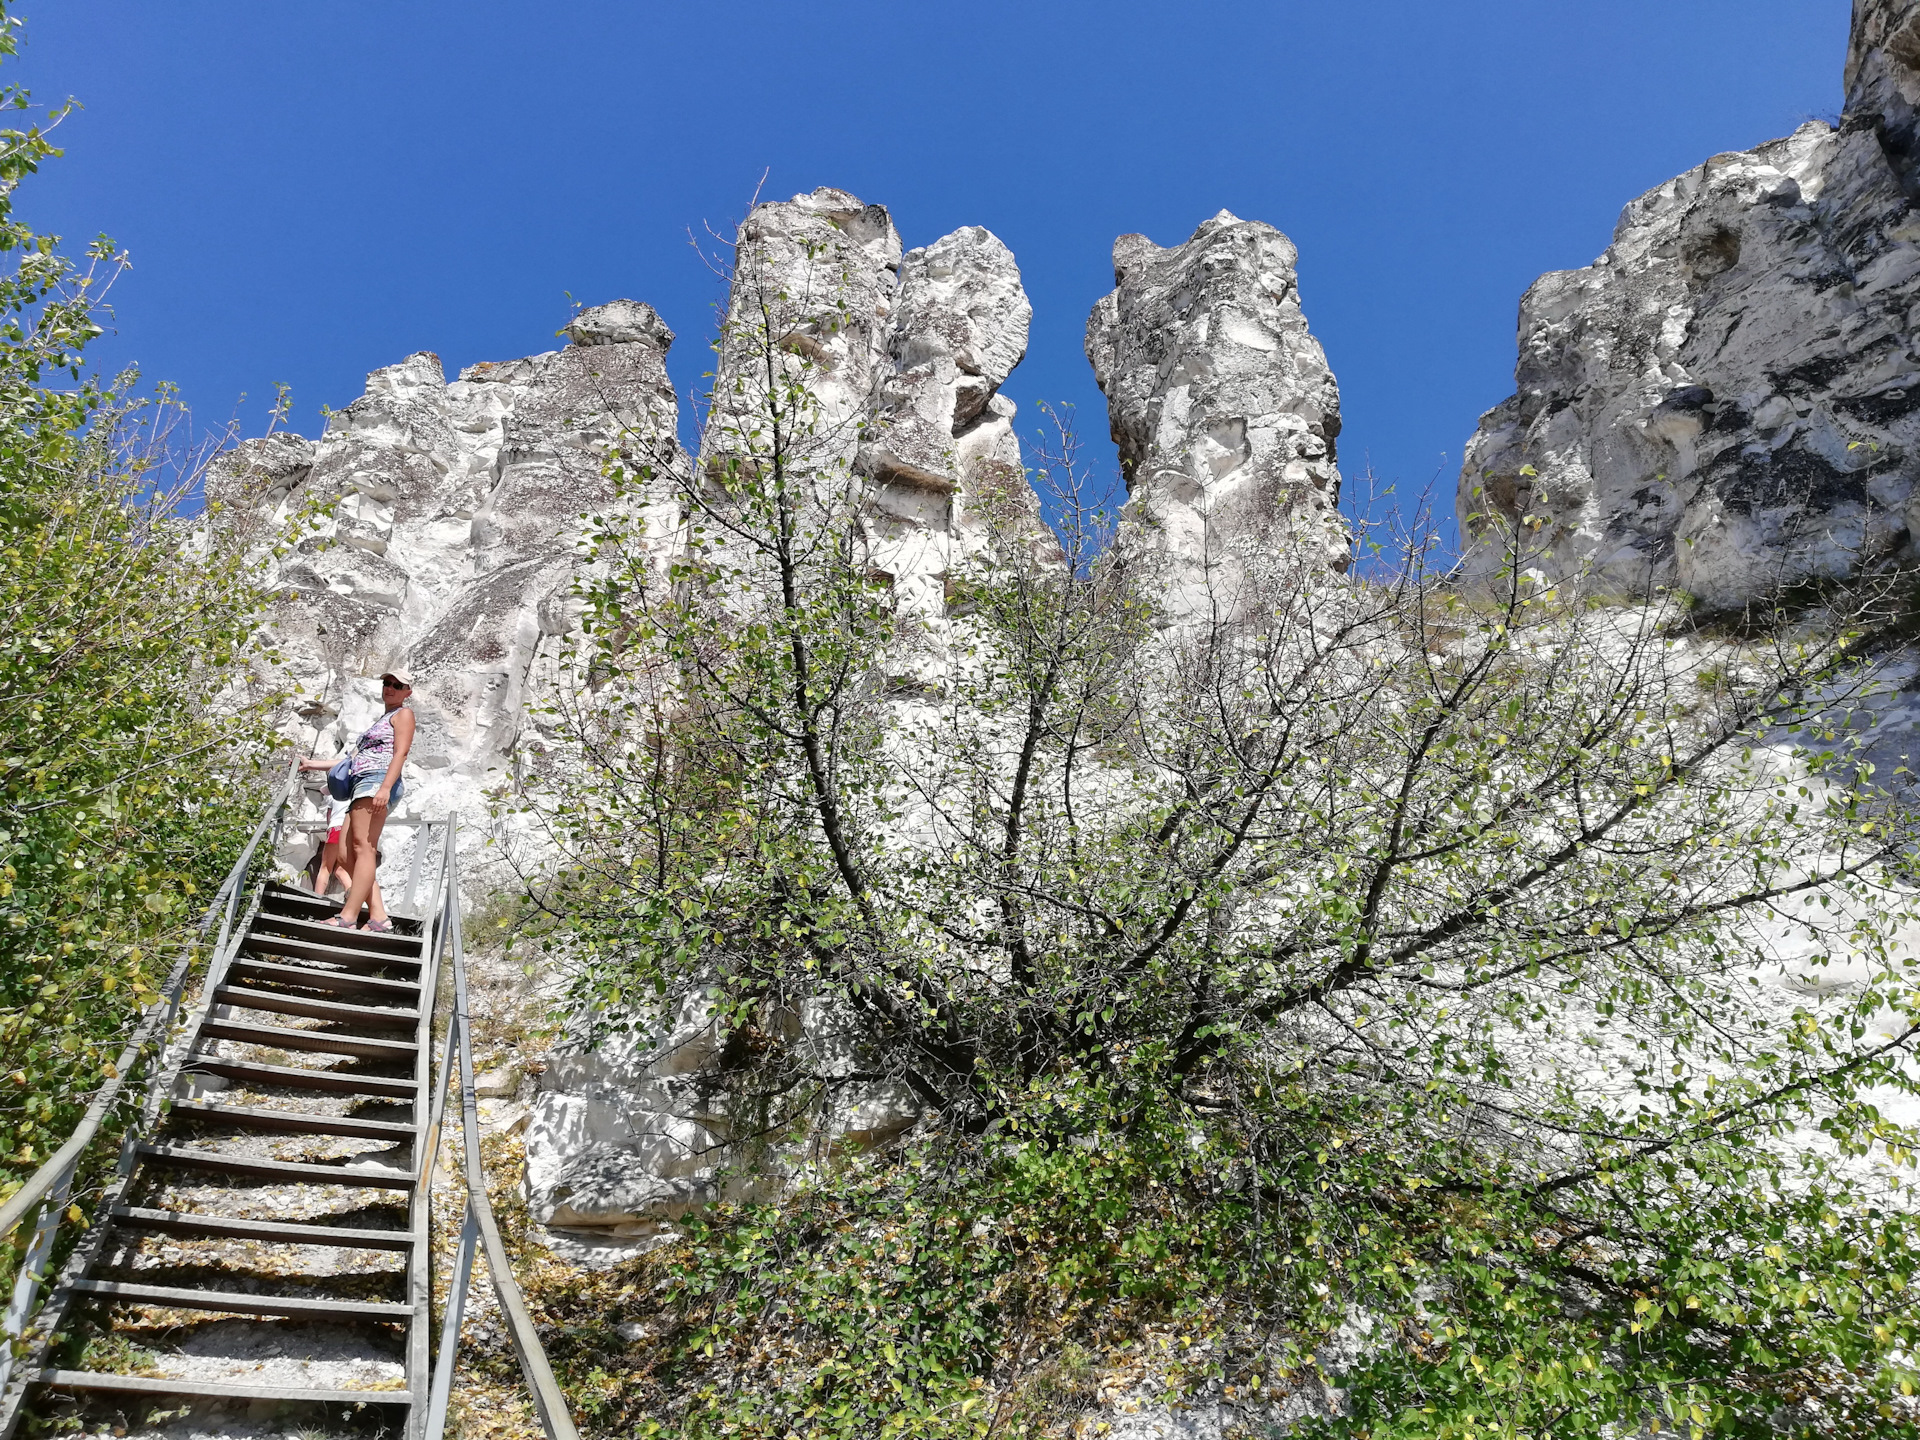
[0,772,301,1396]
[420,822,580,1440]
[0,784,582,1439]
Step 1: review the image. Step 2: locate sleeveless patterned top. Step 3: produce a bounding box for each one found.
[350,707,403,778]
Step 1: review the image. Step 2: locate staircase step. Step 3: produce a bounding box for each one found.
[110,1206,414,1251]
[213,985,419,1030]
[70,1278,410,1321]
[250,912,424,959]
[199,1019,417,1061]
[263,881,424,937]
[171,1102,417,1142]
[225,957,421,999]
[136,1143,415,1191]
[239,932,424,976]
[185,1058,417,1098]
[37,1369,412,1405]
[257,884,341,919]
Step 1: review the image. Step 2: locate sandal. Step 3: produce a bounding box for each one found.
[321,914,360,930]
[365,918,395,934]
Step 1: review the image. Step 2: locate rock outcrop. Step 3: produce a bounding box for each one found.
[219,301,682,858]
[1459,0,1920,610]
[522,991,923,1242]
[703,187,903,471]
[520,190,1033,1236]
[705,189,1036,632]
[1087,211,1349,615]
[232,189,1038,1241]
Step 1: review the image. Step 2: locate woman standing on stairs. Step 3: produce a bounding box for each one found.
[298,672,415,931]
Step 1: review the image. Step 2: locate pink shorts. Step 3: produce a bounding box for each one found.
[326,826,344,846]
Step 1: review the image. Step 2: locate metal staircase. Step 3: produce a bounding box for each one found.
[0,786,578,1439]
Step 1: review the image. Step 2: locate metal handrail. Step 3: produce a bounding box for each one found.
[0,774,297,1244]
[0,770,301,1396]
[423,825,581,1440]
[282,816,443,830]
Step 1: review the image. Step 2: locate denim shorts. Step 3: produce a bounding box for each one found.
[349,771,405,806]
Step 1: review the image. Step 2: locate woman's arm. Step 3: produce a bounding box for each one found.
[299,755,346,772]
[373,710,415,809]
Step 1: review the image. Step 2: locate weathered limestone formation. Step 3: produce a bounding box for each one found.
[705,189,1036,630]
[871,227,1032,508]
[217,300,682,840]
[523,190,1034,1238]
[704,187,902,467]
[228,188,1038,1244]
[1459,0,1920,610]
[523,993,923,1247]
[1086,211,1350,615]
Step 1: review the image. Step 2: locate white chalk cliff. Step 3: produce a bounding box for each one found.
[224,190,1043,847]
[188,14,1920,1438]
[216,300,681,822]
[1087,212,1350,615]
[1459,0,1920,610]
[233,33,1920,1249]
[220,190,1058,1238]
[701,190,1038,648]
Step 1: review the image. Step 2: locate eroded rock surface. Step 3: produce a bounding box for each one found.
[522,990,920,1244]
[1459,0,1920,609]
[1087,211,1349,615]
[706,189,1037,633]
[222,300,682,843]
[238,190,1036,1240]
[872,225,1030,494]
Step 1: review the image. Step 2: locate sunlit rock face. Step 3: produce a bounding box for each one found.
[519,192,1035,1243]
[873,224,1032,501]
[217,299,683,837]
[704,186,904,469]
[1086,210,1350,617]
[1459,0,1920,610]
[705,188,1038,633]
[522,993,921,1246]
[232,190,1038,1245]
[234,192,1038,848]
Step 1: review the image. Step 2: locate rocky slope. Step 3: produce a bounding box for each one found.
[518,197,1365,1240]
[231,188,1354,870]
[1459,0,1920,610]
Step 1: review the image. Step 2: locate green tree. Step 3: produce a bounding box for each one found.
[518,220,1920,1436]
[0,7,280,1201]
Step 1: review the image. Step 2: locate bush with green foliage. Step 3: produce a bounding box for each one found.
[0,7,279,1203]
[513,170,1920,1438]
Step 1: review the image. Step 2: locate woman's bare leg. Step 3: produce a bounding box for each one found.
[336,801,389,926]
[364,815,390,927]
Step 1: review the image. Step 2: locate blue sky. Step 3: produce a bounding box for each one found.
[13,1,1846,546]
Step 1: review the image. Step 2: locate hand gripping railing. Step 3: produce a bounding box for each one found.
[0,771,301,1396]
[418,821,579,1440]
